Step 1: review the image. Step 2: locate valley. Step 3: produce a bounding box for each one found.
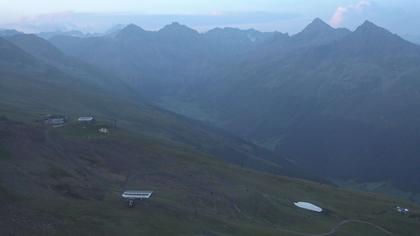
[1,15,420,235]
[48,19,420,197]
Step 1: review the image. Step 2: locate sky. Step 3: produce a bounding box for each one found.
[0,0,419,38]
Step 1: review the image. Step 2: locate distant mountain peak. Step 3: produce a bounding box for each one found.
[117,24,145,36]
[302,18,333,33]
[159,22,198,35]
[312,17,327,25]
[162,22,183,29]
[168,22,182,27]
[356,20,384,32]
[0,29,23,37]
[354,20,395,37]
[114,23,147,40]
[291,18,349,45]
[123,24,145,32]
[361,20,375,27]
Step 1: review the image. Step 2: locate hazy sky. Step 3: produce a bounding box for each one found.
[0,0,419,36]
[0,0,342,15]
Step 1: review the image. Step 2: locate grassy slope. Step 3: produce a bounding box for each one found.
[330,179,420,204]
[1,34,419,235]
[0,35,296,178]
[0,119,419,236]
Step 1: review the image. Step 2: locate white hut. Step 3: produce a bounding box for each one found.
[294,202,323,212]
[78,117,95,122]
[122,191,153,200]
[99,128,109,134]
[122,190,153,207]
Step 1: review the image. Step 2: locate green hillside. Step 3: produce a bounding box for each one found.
[49,19,420,197]
[0,118,419,235]
[1,25,420,236]
[0,35,296,177]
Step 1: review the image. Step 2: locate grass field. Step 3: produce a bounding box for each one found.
[1,33,419,235]
[0,146,10,160]
[0,119,419,236]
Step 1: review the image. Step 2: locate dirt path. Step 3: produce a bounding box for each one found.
[276,219,392,236]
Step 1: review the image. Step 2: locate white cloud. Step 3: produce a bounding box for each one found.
[329,0,371,28]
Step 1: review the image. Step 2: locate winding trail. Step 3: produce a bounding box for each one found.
[276,219,393,236]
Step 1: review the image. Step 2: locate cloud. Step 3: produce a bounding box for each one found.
[329,0,371,27]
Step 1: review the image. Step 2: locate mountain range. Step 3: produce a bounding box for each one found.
[199,19,420,193]
[0,32,300,177]
[49,19,420,197]
[1,18,420,235]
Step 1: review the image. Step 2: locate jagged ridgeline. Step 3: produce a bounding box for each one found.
[48,19,420,196]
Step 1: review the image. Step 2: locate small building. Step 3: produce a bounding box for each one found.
[294,202,323,213]
[43,114,66,126]
[45,118,65,125]
[122,190,153,207]
[78,117,95,123]
[396,206,409,214]
[98,128,109,134]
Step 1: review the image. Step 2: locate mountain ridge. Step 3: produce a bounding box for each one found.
[1,18,420,235]
[46,19,420,195]
[0,33,302,180]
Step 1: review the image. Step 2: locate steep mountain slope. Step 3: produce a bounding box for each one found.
[47,19,420,196]
[5,33,69,62]
[235,18,350,67]
[0,118,419,236]
[3,33,135,92]
[1,21,420,236]
[196,20,420,194]
[0,34,297,178]
[49,23,273,100]
[291,18,350,47]
[0,29,22,37]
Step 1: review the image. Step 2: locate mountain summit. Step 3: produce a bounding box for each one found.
[116,23,147,39]
[301,18,334,34]
[353,20,398,38]
[2,19,420,235]
[159,22,199,36]
[343,20,420,56]
[49,19,420,197]
[291,18,350,46]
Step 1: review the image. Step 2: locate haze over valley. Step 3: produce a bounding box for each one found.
[1,1,420,235]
